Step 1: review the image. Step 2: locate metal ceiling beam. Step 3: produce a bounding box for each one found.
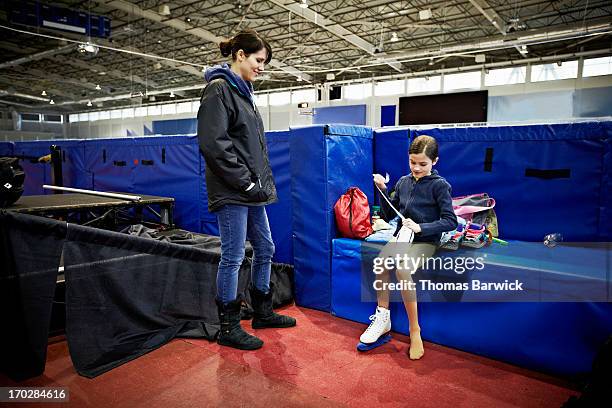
[0,41,38,55]
[0,74,80,100]
[466,0,527,58]
[369,17,612,67]
[57,57,159,88]
[11,67,113,95]
[0,99,37,108]
[266,0,403,72]
[0,89,49,102]
[0,45,76,70]
[96,0,311,82]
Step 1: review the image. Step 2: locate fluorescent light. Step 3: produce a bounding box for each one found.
[419,9,432,20]
[169,91,175,98]
[95,84,101,90]
[87,100,93,107]
[49,99,55,105]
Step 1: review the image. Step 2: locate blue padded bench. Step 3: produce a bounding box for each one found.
[331,237,612,377]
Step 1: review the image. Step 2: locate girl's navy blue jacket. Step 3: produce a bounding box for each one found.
[380,170,458,243]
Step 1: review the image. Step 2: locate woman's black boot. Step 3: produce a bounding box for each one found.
[249,284,297,329]
[216,297,263,350]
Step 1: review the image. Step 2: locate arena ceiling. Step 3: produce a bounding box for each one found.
[0,0,611,112]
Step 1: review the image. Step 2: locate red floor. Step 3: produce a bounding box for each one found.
[1,305,577,407]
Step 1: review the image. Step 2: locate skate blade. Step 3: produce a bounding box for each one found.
[357,334,392,352]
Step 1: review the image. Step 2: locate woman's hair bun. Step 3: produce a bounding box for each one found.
[219,39,233,57]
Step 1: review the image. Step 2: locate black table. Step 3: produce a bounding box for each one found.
[7,192,175,228]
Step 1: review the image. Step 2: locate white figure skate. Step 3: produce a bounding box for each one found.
[357,306,392,351]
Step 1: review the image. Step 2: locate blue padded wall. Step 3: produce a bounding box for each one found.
[53,140,90,191]
[373,127,411,192]
[290,124,373,311]
[83,136,204,232]
[331,237,612,377]
[14,141,53,195]
[602,122,612,240]
[196,129,296,259]
[0,142,14,156]
[152,118,197,135]
[412,122,611,241]
[265,130,293,264]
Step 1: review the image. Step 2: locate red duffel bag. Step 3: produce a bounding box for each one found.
[334,187,373,239]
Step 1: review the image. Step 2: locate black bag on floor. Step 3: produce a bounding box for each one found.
[0,157,25,207]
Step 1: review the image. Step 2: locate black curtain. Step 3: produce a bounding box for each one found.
[1,211,294,379]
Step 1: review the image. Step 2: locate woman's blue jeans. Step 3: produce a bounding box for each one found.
[215,204,275,304]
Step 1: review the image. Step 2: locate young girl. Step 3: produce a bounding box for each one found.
[360,135,457,359]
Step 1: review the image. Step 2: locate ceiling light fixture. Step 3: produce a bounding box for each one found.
[41,90,47,96]
[87,100,93,107]
[390,32,399,42]
[158,5,171,16]
[299,0,308,9]
[95,84,101,90]
[49,99,55,105]
[169,91,175,98]
[78,42,99,55]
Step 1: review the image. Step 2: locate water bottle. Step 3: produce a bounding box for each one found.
[543,233,563,248]
[372,206,381,221]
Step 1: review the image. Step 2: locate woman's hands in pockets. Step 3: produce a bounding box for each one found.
[245,182,268,202]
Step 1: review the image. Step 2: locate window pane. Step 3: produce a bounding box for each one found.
[134,106,147,117]
[89,111,100,121]
[121,108,134,119]
[407,76,441,93]
[531,60,578,82]
[484,66,526,86]
[148,105,161,116]
[43,114,62,122]
[192,100,200,113]
[69,114,80,122]
[374,80,404,96]
[98,111,110,120]
[21,113,40,121]
[161,103,176,115]
[254,94,268,106]
[292,89,316,103]
[176,101,192,113]
[78,113,89,122]
[269,91,291,106]
[444,71,481,91]
[344,83,372,100]
[583,56,612,78]
[110,109,122,119]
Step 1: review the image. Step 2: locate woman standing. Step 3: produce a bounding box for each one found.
[198,29,295,351]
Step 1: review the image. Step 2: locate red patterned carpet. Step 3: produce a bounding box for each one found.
[0,305,577,407]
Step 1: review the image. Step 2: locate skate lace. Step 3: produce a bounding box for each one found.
[364,313,384,334]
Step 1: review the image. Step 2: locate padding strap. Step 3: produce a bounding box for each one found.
[525,168,571,179]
